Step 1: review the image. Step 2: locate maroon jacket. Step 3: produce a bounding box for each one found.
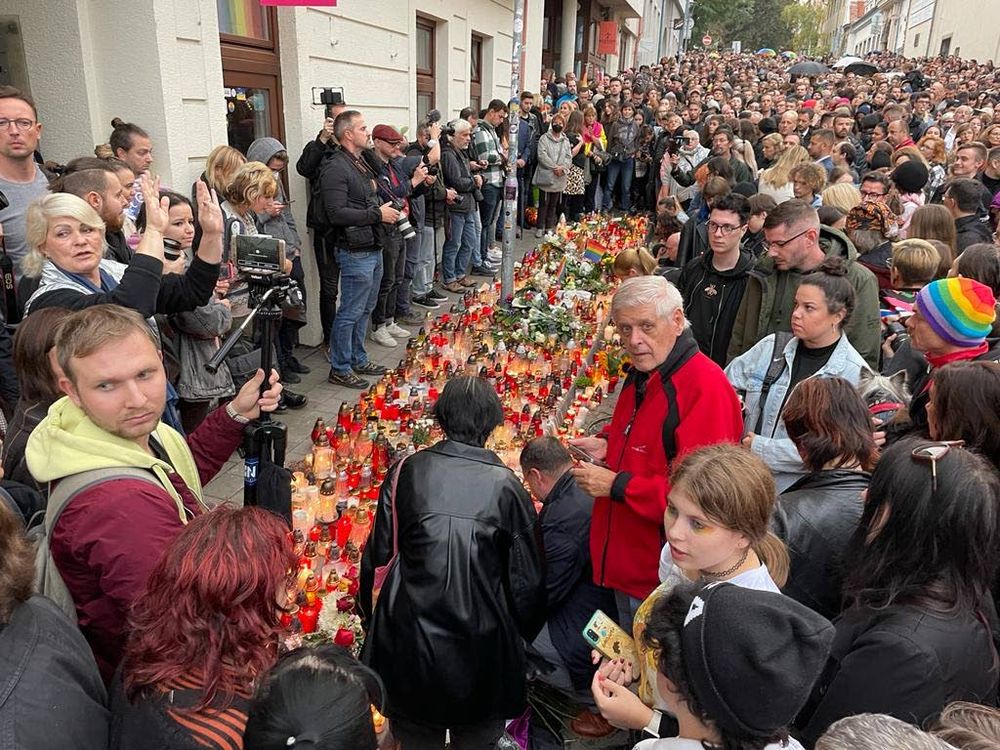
[49,406,244,683]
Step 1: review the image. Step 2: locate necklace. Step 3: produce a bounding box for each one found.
[701,547,750,580]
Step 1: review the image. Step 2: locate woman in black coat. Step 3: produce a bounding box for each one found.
[774,377,877,620]
[796,438,1000,746]
[359,376,546,749]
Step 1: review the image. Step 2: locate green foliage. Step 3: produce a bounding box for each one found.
[781,1,828,55]
[691,0,793,52]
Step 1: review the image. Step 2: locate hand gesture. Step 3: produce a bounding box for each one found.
[229,368,283,420]
[428,121,442,140]
[140,174,170,234]
[446,188,458,203]
[380,202,401,223]
[195,181,224,237]
[473,174,484,187]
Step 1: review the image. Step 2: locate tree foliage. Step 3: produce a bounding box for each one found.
[781,1,828,55]
[691,0,793,51]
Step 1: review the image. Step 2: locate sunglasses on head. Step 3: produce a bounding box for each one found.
[911,440,964,492]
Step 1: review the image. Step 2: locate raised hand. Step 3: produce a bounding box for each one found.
[195,180,224,237]
[140,174,170,234]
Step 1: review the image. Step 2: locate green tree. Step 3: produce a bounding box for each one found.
[691,0,793,51]
[781,1,828,55]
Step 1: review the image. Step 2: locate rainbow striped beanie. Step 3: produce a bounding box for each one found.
[915,277,996,347]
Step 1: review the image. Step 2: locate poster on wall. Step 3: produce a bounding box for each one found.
[597,21,618,56]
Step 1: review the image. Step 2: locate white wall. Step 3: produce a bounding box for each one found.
[0,0,101,164]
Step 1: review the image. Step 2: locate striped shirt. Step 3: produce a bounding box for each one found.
[161,675,251,750]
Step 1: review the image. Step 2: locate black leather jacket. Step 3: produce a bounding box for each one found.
[774,469,870,620]
[441,143,477,214]
[360,440,546,727]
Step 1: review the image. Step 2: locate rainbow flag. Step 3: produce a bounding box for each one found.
[583,240,607,264]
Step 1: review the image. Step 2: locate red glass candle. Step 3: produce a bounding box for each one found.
[297,602,320,634]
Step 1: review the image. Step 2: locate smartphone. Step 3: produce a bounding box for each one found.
[582,610,638,666]
[568,444,609,469]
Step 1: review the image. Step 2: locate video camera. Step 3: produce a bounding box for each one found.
[233,235,286,276]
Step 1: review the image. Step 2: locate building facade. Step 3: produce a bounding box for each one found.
[829,0,1000,61]
[0,0,651,343]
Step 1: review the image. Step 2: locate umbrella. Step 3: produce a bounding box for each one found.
[845,61,879,76]
[781,51,798,59]
[757,48,776,57]
[833,55,865,68]
[788,61,831,76]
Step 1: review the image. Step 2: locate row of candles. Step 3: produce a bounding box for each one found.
[282,215,646,637]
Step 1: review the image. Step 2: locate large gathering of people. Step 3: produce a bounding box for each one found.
[0,43,999,750]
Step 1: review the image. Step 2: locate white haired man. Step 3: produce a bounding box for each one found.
[569,276,744,628]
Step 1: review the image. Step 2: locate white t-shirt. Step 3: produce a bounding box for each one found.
[635,736,805,750]
[657,543,782,594]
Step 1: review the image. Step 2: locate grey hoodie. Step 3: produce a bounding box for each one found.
[247,137,301,256]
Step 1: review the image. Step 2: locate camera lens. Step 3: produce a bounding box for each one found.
[586,629,597,640]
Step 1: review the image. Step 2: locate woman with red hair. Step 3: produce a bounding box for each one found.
[110,507,295,750]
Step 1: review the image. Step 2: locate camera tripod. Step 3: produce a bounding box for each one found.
[206,272,297,510]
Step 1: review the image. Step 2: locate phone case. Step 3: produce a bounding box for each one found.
[582,609,638,666]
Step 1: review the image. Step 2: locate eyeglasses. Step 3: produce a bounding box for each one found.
[860,189,887,200]
[707,220,745,235]
[0,118,35,131]
[911,440,964,492]
[762,227,810,252]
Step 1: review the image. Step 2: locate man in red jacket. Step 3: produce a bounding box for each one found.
[570,276,743,629]
[26,305,283,682]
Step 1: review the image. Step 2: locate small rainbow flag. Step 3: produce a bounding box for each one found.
[583,240,607,264]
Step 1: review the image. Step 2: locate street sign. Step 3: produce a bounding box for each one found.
[702,34,712,46]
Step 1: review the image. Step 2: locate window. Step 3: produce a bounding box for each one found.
[914,33,920,48]
[470,34,483,113]
[416,17,436,118]
[218,0,271,45]
[218,0,284,155]
[939,36,951,57]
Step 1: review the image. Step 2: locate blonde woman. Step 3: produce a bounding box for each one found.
[758,132,784,170]
[758,145,811,203]
[220,162,279,317]
[22,177,224,317]
[821,183,862,214]
[197,145,247,198]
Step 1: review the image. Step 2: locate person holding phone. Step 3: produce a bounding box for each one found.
[569,277,743,633]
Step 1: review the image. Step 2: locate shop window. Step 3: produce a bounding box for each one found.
[416,17,436,118]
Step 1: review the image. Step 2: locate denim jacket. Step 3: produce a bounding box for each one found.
[725,333,869,491]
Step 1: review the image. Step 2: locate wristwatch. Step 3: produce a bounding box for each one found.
[226,402,250,425]
[643,709,663,739]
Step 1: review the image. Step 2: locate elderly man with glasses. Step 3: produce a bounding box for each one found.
[726,199,881,368]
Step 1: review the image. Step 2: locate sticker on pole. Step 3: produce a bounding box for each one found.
[702,34,712,47]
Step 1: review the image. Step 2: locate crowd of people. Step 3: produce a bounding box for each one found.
[0,43,999,750]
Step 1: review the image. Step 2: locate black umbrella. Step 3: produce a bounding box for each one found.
[845,61,879,76]
[788,61,831,76]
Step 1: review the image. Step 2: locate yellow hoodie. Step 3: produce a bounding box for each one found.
[26,396,207,523]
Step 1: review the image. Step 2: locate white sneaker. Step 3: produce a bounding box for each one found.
[369,326,399,347]
[534,229,544,238]
[487,248,503,263]
[384,320,409,338]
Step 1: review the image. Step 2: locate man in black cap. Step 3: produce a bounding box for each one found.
[592,582,833,748]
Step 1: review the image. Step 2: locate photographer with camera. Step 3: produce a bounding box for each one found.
[367,124,428,348]
[440,120,482,293]
[296,97,347,351]
[404,121,449,312]
[320,111,400,389]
